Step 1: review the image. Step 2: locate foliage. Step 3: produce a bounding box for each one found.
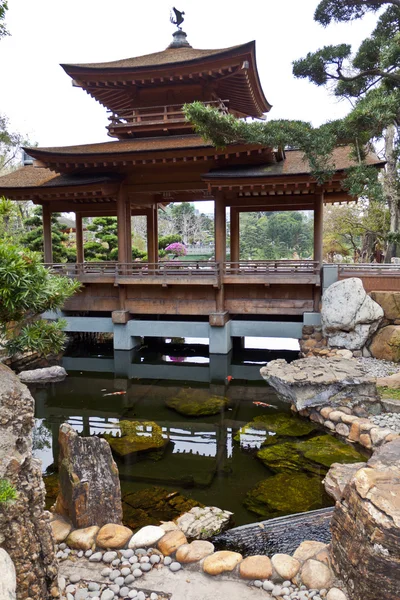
[85,216,145,261]
[159,233,182,249]
[0,242,80,356]
[162,203,213,245]
[240,211,313,260]
[0,479,17,505]
[21,206,75,263]
[165,242,187,257]
[0,0,8,40]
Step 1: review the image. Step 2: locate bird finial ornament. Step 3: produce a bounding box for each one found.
[170,7,185,30]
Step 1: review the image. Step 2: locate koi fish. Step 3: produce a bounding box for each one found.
[226,375,233,382]
[253,401,278,409]
[103,391,127,397]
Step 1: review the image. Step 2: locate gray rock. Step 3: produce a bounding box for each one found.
[85,549,93,557]
[137,593,146,600]
[254,580,263,588]
[103,551,118,563]
[75,589,89,600]
[109,584,120,594]
[121,549,134,559]
[66,584,77,593]
[78,550,84,558]
[170,561,182,572]
[150,554,160,564]
[140,556,150,563]
[263,581,274,592]
[112,558,121,567]
[120,567,131,577]
[163,556,172,566]
[59,543,67,550]
[110,570,121,581]
[101,591,115,600]
[124,575,135,584]
[150,594,158,600]
[89,552,103,562]
[19,365,67,383]
[89,582,101,591]
[114,577,124,586]
[67,594,75,600]
[101,567,112,578]
[129,556,138,564]
[140,562,152,572]
[119,588,130,597]
[128,591,137,598]
[135,548,147,555]
[70,573,81,584]
[132,569,142,577]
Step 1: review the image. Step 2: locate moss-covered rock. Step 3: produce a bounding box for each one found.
[233,422,271,448]
[43,473,59,511]
[244,473,327,518]
[104,420,168,458]
[257,434,365,474]
[252,413,318,437]
[165,389,228,417]
[121,486,202,531]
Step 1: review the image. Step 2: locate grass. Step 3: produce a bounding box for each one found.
[377,386,400,401]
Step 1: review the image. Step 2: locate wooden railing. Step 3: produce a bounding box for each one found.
[338,263,400,276]
[224,260,320,275]
[116,261,219,278]
[107,99,229,135]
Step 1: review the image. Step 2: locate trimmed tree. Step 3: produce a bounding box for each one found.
[22,206,75,263]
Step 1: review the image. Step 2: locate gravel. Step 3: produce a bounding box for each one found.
[356,357,400,378]
[371,412,400,432]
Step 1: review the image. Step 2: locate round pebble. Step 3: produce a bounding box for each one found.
[254,581,263,588]
[89,552,103,562]
[124,575,135,585]
[69,574,81,584]
[121,549,134,559]
[67,594,74,600]
[66,585,76,594]
[85,549,93,557]
[59,543,67,550]
[109,584,120,594]
[135,548,147,556]
[103,551,118,564]
[137,593,146,600]
[128,591,137,599]
[163,557,172,566]
[78,551,84,558]
[263,581,274,592]
[150,555,160,565]
[114,577,124,587]
[109,570,121,581]
[120,567,131,577]
[75,589,89,600]
[101,568,112,578]
[169,562,182,572]
[140,563,152,572]
[150,594,158,600]
[64,548,71,555]
[88,583,100,592]
[140,556,150,563]
[132,569,142,578]
[129,556,138,564]
[119,588,130,597]
[100,591,115,600]
[112,559,121,567]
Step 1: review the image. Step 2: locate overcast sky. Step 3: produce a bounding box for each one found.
[1,0,377,149]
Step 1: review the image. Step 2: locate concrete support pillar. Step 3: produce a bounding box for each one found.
[75,213,84,264]
[314,192,324,265]
[113,323,142,351]
[147,205,158,264]
[232,336,245,351]
[42,203,53,264]
[230,207,240,263]
[117,186,128,264]
[209,321,232,354]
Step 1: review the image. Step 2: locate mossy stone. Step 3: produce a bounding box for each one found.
[252,413,318,437]
[257,442,321,475]
[300,435,366,468]
[104,420,167,458]
[233,421,271,446]
[166,389,228,417]
[244,472,326,518]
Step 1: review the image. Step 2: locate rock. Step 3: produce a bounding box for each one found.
[169,561,182,572]
[0,548,16,599]
[50,516,72,543]
[104,420,168,458]
[237,413,317,443]
[103,551,118,563]
[100,591,115,600]
[331,441,400,600]
[271,554,300,580]
[300,559,333,589]
[89,551,103,562]
[96,524,133,549]
[336,349,353,359]
[326,588,348,600]
[101,567,112,577]
[75,589,89,600]
[370,325,400,362]
[323,462,366,502]
[128,525,165,549]
[18,365,67,383]
[159,521,179,532]
[263,580,274,591]
[55,423,122,528]
[120,588,130,597]
[175,540,215,563]
[140,563,152,572]
[176,506,232,539]
[321,278,383,350]
[0,365,59,599]
[165,389,229,417]
[239,555,273,580]
[69,573,81,584]
[260,357,378,411]
[244,472,325,518]
[67,526,100,550]
[203,551,242,575]
[292,541,328,562]
[377,372,400,388]
[370,291,400,321]
[158,530,187,556]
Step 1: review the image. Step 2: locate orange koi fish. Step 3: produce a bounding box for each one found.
[253,401,278,409]
[226,375,233,382]
[103,391,127,397]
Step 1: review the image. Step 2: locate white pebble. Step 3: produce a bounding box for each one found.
[169,562,182,572]
[150,555,160,564]
[163,557,172,566]
[128,592,137,599]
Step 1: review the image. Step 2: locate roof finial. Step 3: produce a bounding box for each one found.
[168,7,192,48]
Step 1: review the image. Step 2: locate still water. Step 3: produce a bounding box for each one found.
[30,340,343,529]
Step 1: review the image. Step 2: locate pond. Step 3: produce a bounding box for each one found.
[31,340,366,530]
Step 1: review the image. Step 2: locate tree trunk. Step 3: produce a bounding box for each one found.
[383,124,399,263]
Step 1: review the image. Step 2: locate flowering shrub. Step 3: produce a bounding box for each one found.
[165,242,187,257]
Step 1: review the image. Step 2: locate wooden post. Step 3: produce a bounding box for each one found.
[75,213,84,264]
[153,203,159,264]
[230,207,240,264]
[147,207,155,264]
[314,192,324,265]
[42,203,53,264]
[125,201,132,263]
[214,194,226,312]
[117,186,127,264]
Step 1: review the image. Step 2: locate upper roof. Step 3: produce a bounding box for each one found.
[61,41,271,118]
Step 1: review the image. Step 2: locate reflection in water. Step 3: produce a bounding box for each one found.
[31,342,338,527]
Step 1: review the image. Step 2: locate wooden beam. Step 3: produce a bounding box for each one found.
[42,203,53,263]
[314,192,324,265]
[230,207,240,263]
[125,201,132,264]
[228,194,317,208]
[215,193,226,311]
[117,186,128,264]
[75,213,84,263]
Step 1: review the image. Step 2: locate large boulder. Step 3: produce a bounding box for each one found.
[330,438,400,600]
[260,356,378,411]
[0,364,58,599]
[322,278,383,350]
[369,325,400,362]
[0,548,16,600]
[18,365,67,383]
[370,291,400,321]
[55,422,122,528]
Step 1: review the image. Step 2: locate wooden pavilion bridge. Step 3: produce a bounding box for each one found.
[0,26,394,352]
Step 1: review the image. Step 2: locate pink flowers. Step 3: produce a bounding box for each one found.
[165,242,187,257]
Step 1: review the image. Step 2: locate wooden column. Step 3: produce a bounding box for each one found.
[153,203,159,264]
[125,201,132,263]
[230,207,240,263]
[75,213,84,264]
[117,186,128,264]
[147,206,156,264]
[214,194,226,312]
[42,203,53,264]
[314,192,324,265]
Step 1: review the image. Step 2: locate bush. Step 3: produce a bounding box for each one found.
[0,479,17,504]
[159,234,182,250]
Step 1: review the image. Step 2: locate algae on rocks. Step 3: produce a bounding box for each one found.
[165,388,229,417]
[234,413,318,448]
[104,420,168,458]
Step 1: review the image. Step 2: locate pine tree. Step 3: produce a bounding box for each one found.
[22,206,74,263]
